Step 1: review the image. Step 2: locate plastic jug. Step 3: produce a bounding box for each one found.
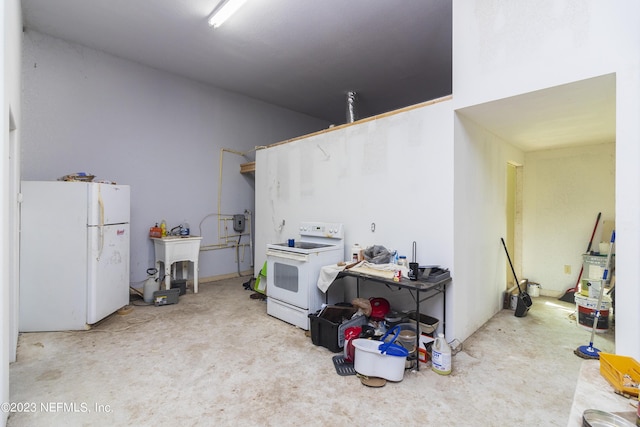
[143,268,159,303]
[431,333,452,375]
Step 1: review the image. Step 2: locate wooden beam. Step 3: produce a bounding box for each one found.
[240,161,255,174]
[268,95,453,149]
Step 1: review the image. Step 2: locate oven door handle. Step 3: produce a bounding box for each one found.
[266,249,309,262]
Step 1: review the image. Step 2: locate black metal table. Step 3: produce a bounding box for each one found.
[333,269,451,371]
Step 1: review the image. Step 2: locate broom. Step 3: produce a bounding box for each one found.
[574,230,615,360]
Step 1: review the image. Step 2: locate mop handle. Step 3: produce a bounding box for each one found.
[589,231,615,346]
[500,238,523,293]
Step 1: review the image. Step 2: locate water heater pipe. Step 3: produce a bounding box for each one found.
[346,91,358,123]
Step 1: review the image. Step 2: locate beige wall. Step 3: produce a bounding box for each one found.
[523,143,615,296]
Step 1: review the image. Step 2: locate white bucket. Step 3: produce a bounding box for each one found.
[575,293,611,310]
[527,283,540,297]
[586,280,602,299]
[352,338,406,382]
[574,294,612,333]
[510,294,518,310]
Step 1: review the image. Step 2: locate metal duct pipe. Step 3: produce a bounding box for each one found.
[346,91,358,123]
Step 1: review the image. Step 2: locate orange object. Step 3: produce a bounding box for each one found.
[149,226,162,238]
[599,353,640,397]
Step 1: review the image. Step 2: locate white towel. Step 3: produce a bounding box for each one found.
[317,262,349,293]
[350,261,405,279]
[317,261,407,292]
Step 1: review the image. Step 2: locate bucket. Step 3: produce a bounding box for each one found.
[575,294,611,333]
[389,323,418,369]
[353,326,408,382]
[510,288,532,315]
[527,282,540,298]
[581,278,602,297]
[586,280,602,299]
[352,338,407,382]
[510,293,520,310]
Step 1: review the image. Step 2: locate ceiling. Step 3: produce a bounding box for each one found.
[21,0,453,125]
[458,74,616,152]
[20,1,615,150]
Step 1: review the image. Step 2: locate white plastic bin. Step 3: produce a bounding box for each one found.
[352,338,406,382]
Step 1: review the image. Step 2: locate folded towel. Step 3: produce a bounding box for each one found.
[317,261,408,292]
[317,263,348,292]
[350,262,408,280]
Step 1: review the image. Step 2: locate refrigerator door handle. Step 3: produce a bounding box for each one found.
[97,186,105,257]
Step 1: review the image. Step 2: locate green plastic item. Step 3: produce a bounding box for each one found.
[254,261,267,294]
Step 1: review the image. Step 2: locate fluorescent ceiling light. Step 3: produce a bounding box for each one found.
[208,0,247,28]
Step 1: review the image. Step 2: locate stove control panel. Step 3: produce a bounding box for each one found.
[299,222,344,240]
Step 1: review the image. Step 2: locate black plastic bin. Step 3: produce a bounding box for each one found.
[308,305,367,353]
[171,279,187,296]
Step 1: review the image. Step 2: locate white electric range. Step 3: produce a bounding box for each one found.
[266,222,344,330]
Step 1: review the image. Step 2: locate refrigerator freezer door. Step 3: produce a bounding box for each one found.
[87,183,130,226]
[19,181,89,331]
[87,223,130,324]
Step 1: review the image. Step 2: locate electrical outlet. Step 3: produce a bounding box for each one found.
[564,265,571,275]
[233,214,245,232]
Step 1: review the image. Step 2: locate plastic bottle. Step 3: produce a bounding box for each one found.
[180,220,190,236]
[398,256,408,267]
[160,220,167,237]
[351,244,362,262]
[149,223,161,238]
[431,333,452,375]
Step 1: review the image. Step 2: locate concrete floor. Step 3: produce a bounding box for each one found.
[8,277,619,427]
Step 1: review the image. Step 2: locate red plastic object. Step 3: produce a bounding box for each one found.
[344,326,362,362]
[369,297,390,321]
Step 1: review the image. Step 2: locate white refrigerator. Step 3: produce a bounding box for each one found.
[19,181,130,331]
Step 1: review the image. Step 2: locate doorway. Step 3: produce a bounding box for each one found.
[506,162,523,289]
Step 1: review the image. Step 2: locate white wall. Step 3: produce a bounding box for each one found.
[2,1,22,426]
[453,113,524,339]
[255,100,455,334]
[254,0,636,349]
[523,143,615,295]
[453,0,640,357]
[21,30,329,286]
